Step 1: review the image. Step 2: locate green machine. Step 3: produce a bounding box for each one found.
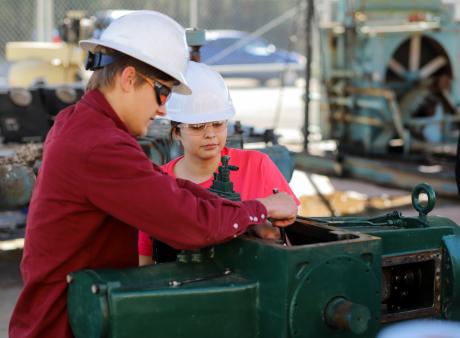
[67,183,460,338]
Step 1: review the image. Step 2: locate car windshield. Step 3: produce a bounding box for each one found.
[207,38,239,49]
[206,36,273,56]
[244,39,274,55]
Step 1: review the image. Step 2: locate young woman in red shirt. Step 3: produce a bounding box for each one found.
[139,62,299,265]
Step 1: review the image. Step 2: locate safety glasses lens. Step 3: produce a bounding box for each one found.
[179,121,227,134]
[139,73,172,106]
[154,83,171,105]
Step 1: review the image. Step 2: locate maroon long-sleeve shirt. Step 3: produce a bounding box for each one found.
[9,89,267,338]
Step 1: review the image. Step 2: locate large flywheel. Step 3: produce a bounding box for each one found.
[385,34,457,145]
[386,34,452,84]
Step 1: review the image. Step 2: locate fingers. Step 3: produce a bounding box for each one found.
[272,216,296,227]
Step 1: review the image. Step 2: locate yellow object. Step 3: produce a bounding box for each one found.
[5,42,87,86]
[298,191,412,217]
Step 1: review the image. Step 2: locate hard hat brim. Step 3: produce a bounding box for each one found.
[164,106,236,124]
[80,38,191,95]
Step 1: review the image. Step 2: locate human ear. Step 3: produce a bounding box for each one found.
[119,66,137,92]
[172,128,182,142]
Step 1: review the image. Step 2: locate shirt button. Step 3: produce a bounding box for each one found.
[233,223,239,229]
[249,216,254,222]
[261,214,265,220]
[233,234,238,238]
[254,217,258,222]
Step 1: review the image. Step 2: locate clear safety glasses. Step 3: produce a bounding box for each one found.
[138,73,172,106]
[177,120,228,135]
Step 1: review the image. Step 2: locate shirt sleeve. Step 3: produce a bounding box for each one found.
[138,230,152,256]
[83,137,268,251]
[259,153,300,205]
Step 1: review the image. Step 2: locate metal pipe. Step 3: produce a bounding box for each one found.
[189,0,198,28]
[303,0,314,152]
[36,0,54,41]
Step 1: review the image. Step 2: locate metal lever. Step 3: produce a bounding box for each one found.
[169,268,232,288]
[273,188,289,246]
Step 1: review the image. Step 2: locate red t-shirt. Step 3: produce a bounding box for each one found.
[138,147,299,256]
[9,90,267,338]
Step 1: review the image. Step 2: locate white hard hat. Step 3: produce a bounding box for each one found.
[378,319,460,338]
[79,10,191,94]
[165,61,235,123]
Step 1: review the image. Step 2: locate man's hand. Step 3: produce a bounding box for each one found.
[257,192,297,227]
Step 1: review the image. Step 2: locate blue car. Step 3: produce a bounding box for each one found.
[201,30,305,85]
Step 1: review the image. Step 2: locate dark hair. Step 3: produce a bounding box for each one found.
[86,46,176,91]
[170,120,181,141]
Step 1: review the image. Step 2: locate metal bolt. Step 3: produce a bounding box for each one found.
[91,284,99,294]
[169,280,182,287]
[66,274,73,284]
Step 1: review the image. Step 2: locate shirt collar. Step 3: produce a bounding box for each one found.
[80,89,130,134]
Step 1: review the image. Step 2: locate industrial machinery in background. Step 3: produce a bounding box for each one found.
[6,11,94,87]
[67,183,460,338]
[297,0,460,197]
[0,11,91,144]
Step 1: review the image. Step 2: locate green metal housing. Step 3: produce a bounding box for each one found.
[68,185,460,338]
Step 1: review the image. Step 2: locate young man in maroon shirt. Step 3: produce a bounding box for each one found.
[9,10,297,338]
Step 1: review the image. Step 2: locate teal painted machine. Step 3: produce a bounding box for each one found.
[320,0,460,155]
[67,184,460,337]
[295,0,460,196]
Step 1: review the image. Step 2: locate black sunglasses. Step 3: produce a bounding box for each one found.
[138,73,172,106]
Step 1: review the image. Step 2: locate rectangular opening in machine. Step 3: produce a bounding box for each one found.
[380,250,441,323]
[284,221,359,245]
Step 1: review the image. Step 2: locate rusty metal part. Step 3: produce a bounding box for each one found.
[0,164,36,209]
[0,143,43,167]
[324,297,371,334]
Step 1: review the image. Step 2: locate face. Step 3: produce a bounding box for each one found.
[175,121,228,161]
[120,68,173,137]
